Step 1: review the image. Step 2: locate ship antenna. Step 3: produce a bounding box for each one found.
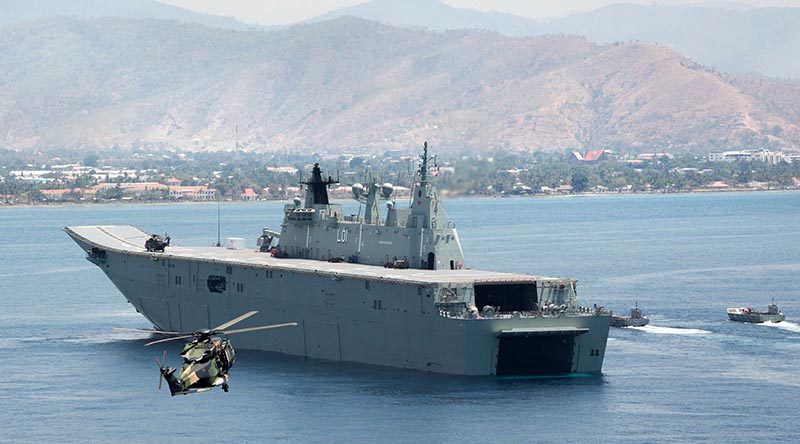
[408,155,415,207]
[216,195,221,247]
[419,141,429,184]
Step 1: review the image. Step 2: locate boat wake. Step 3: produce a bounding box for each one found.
[758,321,800,334]
[630,325,710,335]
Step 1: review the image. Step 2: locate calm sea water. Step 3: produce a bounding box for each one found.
[1,192,799,443]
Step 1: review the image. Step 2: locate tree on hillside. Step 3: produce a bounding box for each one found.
[571,169,589,192]
[83,154,99,167]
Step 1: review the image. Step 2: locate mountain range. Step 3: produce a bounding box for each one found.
[3,0,800,78]
[1,16,799,153]
[0,0,253,30]
[312,0,800,79]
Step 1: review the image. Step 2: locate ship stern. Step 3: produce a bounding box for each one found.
[458,313,610,376]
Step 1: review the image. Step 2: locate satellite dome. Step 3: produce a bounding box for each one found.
[352,183,365,198]
[381,183,394,198]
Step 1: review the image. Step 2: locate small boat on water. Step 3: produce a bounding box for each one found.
[611,302,649,328]
[727,301,785,323]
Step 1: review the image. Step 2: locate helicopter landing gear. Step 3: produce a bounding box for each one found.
[222,383,229,393]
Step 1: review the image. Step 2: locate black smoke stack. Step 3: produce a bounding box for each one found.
[301,163,338,205]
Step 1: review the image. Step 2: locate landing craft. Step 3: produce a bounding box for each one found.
[116,311,297,395]
[68,142,611,376]
[727,301,785,324]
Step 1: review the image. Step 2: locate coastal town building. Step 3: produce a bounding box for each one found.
[240,188,258,201]
[168,185,217,201]
[709,149,789,164]
[93,182,167,196]
[40,188,82,200]
[635,153,674,161]
[266,166,299,174]
[571,149,611,163]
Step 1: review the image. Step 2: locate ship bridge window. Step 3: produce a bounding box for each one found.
[474,283,536,312]
[207,275,227,293]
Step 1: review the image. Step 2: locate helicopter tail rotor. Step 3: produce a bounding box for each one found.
[155,350,167,391]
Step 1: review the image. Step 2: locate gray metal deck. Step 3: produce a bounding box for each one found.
[65,225,558,286]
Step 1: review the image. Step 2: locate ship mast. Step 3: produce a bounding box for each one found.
[419,141,429,185]
[411,141,441,228]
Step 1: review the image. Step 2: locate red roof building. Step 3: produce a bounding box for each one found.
[572,149,610,163]
[240,188,258,201]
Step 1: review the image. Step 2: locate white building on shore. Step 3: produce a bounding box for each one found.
[709,149,789,164]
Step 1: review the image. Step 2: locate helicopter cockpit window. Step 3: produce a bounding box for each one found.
[207,275,227,293]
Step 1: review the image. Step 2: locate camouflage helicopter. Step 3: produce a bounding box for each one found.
[116,311,296,396]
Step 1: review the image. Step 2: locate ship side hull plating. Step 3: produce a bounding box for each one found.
[68,228,609,376]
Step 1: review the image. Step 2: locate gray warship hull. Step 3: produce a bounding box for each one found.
[66,225,610,376]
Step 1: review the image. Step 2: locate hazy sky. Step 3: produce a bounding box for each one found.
[161,0,800,25]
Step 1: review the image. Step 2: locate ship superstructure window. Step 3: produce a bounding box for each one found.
[235,283,244,293]
[207,275,227,293]
[174,275,182,286]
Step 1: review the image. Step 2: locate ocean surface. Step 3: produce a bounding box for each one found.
[1,191,799,443]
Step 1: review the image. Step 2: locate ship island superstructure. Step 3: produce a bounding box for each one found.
[66,143,611,376]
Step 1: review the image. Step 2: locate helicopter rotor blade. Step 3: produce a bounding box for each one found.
[211,310,259,332]
[154,350,167,368]
[113,327,184,335]
[221,322,298,335]
[145,334,195,347]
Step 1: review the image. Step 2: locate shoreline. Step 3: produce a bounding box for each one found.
[2,186,799,209]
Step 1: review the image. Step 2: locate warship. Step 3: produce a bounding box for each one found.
[66,143,611,376]
[610,302,649,328]
[727,302,785,323]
